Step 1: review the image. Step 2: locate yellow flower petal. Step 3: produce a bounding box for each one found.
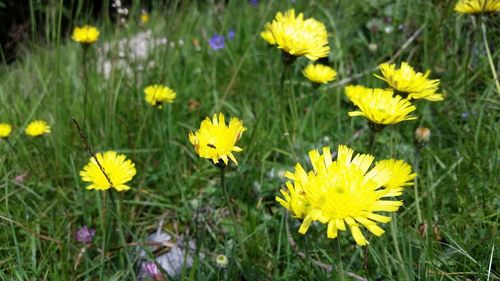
[80,151,136,192]
[276,145,409,246]
[188,113,246,165]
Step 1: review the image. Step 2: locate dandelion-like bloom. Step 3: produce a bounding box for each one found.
[260,30,276,45]
[375,62,443,101]
[372,159,416,196]
[303,64,337,85]
[25,120,51,137]
[262,9,330,61]
[0,123,12,139]
[144,84,176,108]
[188,113,246,166]
[276,145,409,245]
[71,25,100,45]
[140,11,150,24]
[345,85,396,106]
[454,0,500,14]
[80,151,136,191]
[348,88,417,125]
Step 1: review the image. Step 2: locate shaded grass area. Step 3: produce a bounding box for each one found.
[0,0,499,280]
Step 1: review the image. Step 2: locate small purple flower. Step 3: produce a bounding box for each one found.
[75,225,96,244]
[461,112,469,119]
[145,262,162,280]
[228,30,235,40]
[209,34,225,50]
[249,0,258,6]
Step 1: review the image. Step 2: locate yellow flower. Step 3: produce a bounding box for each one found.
[25,120,51,137]
[371,159,416,196]
[189,113,246,166]
[303,64,337,84]
[375,62,443,101]
[260,30,276,45]
[454,0,500,14]
[144,84,176,108]
[348,88,417,125]
[262,9,330,61]
[344,85,390,105]
[80,151,136,191]
[0,123,12,139]
[140,11,150,24]
[277,145,405,246]
[71,25,100,45]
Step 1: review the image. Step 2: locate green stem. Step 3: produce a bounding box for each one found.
[109,191,137,280]
[82,47,89,127]
[480,21,500,95]
[278,63,296,157]
[304,235,311,281]
[278,63,287,97]
[220,166,237,232]
[335,239,345,281]
[98,191,107,279]
[413,148,423,223]
[368,129,377,154]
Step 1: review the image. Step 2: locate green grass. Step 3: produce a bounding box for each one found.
[0,0,499,280]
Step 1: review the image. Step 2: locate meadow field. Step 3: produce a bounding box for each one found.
[0,0,499,280]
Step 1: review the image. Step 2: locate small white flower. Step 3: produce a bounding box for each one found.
[215,254,228,268]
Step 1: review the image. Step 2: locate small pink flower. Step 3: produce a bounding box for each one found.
[75,225,96,244]
[144,262,163,280]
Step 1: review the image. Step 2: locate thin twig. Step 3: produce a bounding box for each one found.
[71,117,113,187]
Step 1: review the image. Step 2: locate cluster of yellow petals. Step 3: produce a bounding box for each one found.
[140,12,150,24]
[80,151,136,191]
[71,25,100,44]
[276,145,414,245]
[302,64,337,84]
[25,120,51,137]
[346,87,417,125]
[0,123,12,139]
[189,113,246,166]
[375,62,443,101]
[454,0,500,14]
[144,84,177,108]
[344,85,392,105]
[261,9,330,61]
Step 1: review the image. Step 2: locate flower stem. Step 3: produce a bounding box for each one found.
[480,21,500,95]
[82,47,89,127]
[413,147,423,223]
[368,129,377,154]
[278,62,296,157]
[334,239,345,281]
[278,63,287,97]
[304,235,312,280]
[98,190,107,278]
[220,166,237,232]
[109,191,135,273]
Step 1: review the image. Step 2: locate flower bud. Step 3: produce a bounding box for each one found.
[414,127,430,148]
[216,254,229,268]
